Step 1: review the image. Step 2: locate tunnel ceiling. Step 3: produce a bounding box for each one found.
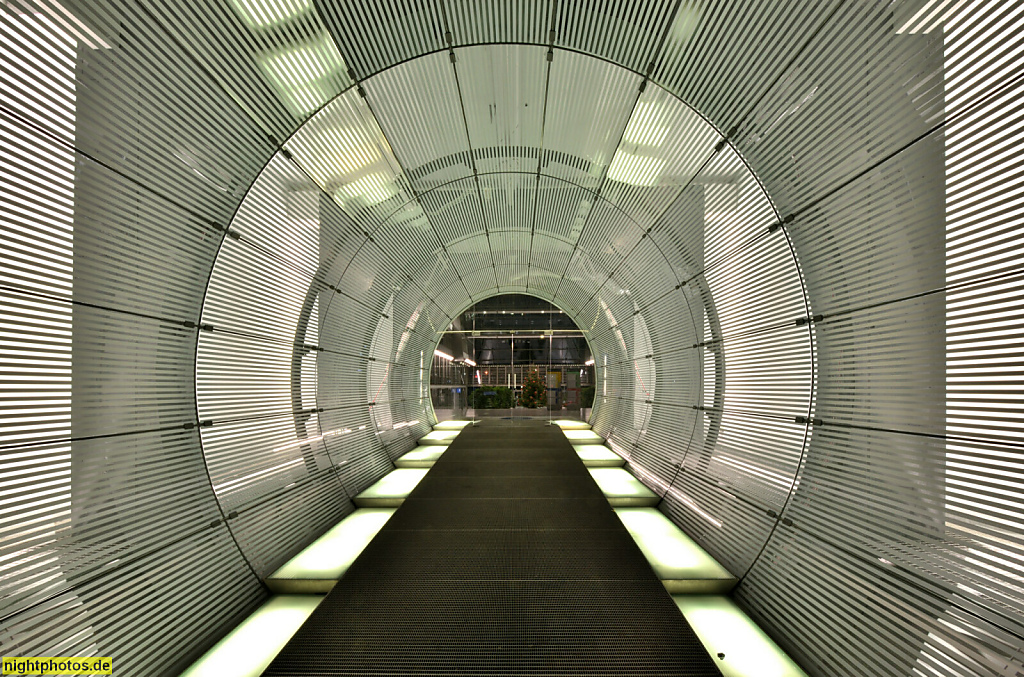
[3,1,1023,676]
[195,43,811,536]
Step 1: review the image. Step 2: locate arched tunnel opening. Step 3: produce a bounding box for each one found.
[1,1,1022,675]
[429,294,595,421]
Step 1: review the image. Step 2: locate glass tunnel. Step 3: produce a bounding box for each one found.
[1,0,1023,675]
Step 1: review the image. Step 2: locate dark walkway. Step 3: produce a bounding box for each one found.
[264,419,721,676]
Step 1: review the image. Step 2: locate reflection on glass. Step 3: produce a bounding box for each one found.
[258,33,346,116]
[607,150,665,186]
[429,295,594,423]
[229,0,312,29]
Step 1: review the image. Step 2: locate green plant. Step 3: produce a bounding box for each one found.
[472,386,512,409]
[519,373,547,408]
[580,385,595,408]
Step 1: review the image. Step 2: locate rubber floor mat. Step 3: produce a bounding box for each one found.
[264,419,721,676]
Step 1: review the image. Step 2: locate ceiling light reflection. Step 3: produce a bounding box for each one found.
[229,0,311,28]
[336,173,392,204]
[608,150,665,186]
[622,102,669,146]
[258,33,346,115]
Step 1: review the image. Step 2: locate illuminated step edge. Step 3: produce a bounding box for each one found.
[588,468,659,507]
[394,445,447,468]
[353,468,429,507]
[616,508,736,594]
[573,444,625,467]
[418,429,461,445]
[265,509,396,593]
[432,419,476,430]
[674,596,808,677]
[396,443,621,469]
[550,419,592,430]
[563,429,605,443]
[178,595,323,677]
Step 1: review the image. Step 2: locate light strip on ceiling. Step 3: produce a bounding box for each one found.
[606,150,665,186]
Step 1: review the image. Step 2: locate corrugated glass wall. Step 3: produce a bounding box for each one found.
[3,1,1022,675]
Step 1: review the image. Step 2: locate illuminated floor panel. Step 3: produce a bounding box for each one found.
[179,595,323,677]
[573,444,625,467]
[265,509,396,593]
[674,596,808,677]
[353,468,429,507]
[550,419,591,430]
[433,420,476,430]
[563,429,604,443]
[616,508,736,593]
[419,429,460,445]
[394,445,447,468]
[588,468,659,506]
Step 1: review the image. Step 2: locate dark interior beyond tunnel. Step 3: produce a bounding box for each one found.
[431,294,594,420]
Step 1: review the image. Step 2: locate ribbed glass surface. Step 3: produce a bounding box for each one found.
[3,1,1023,675]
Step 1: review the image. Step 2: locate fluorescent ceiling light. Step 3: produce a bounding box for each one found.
[463,358,477,367]
[317,128,377,174]
[336,173,392,205]
[391,203,432,231]
[607,151,665,187]
[280,85,327,116]
[259,33,345,115]
[896,0,965,33]
[669,2,701,44]
[261,36,343,86]
[433,349,453,361]
[229,0,312,29]
[585,358,595,366]
[622,102,669,146]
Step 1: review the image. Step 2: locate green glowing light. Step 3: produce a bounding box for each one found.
[359,468,427,497]
[563,429,604,443]
[573,444,624,467]
[674,596,808,677]
[179,595,322,677]
[419,429,459,444]
[395,445,446,467]
[551,419,591,430]
[433,420,476,429]
[588,468,658,506]
[270,509,394,581]
[616,508,734,591]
